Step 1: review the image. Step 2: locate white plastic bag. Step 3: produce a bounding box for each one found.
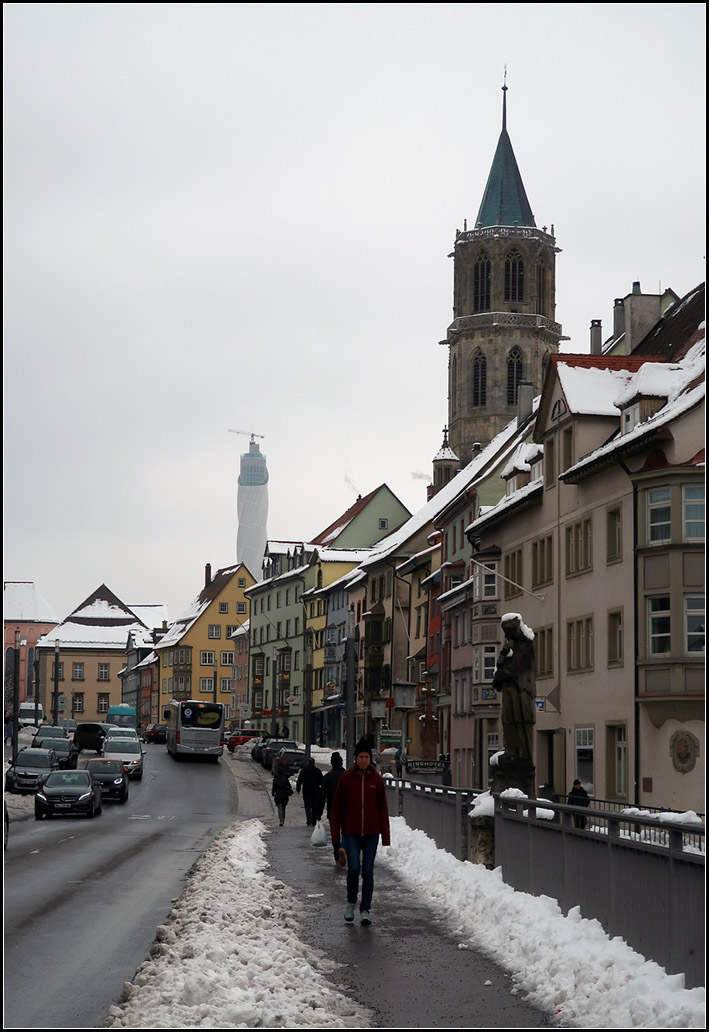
[310,820,327,846]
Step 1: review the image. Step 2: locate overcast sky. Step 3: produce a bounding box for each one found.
[4,3,706,625]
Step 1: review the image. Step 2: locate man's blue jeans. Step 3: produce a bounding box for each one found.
[342,833,379,912]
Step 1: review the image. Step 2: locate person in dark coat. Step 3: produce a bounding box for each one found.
[568,779,590,828]
[271,770,293,826]
[296,757,323,826]
[317,752,346,865]
[330,737,390,926]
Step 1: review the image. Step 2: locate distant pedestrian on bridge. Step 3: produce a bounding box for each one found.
[568,779,590,828]
[331,737,390,926]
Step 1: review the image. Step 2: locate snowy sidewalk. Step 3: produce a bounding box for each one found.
[102,754,705,1029]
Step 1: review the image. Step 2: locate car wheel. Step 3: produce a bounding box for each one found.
[121,791,128,804]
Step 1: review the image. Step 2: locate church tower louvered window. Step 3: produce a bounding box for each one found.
[504,249,524,302]
[472,351,487,407]
[507,346,523,405]
[473,251,491,312]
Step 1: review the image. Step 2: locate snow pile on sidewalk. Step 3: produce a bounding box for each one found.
[103,819,372,1029]
[381,818,705,1029]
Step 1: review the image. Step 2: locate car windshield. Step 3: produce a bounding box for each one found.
[87,761,123,774]
[106,730,136,738]
[18,751,54,767]
[105,741,140,754]
[44,772,90,787]
[39,739,70,752]
[36,727,65,736]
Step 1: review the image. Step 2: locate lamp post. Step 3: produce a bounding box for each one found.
[344,606,357,768]
[52,640,60,726]
[304,635,313,759]
[11,630,24,761]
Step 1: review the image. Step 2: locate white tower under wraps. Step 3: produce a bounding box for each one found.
[231,431,269,581]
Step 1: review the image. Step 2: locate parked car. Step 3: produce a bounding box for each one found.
[102,739,144,779]
[34,736,79,770]
[5,748,60,793]
[262,739,298,770]
[32,724,68,741]
[272,747,308,778]
[57,717,77,734]
[17,701,44,728]
[85,758,130,803]
[74,722,109,753]
[227,728,266,752]
[142,723,167,744]
[34,770,102,819]
[250,736,273,763]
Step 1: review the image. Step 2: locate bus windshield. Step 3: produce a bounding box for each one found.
[181,704,222,729]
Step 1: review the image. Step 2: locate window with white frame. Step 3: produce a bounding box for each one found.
[98,663,110,681]
[219,678,231,693]
[474,561,498,600]
[208,625,221,639]
[72,693,84,713]
[647,487,671,544]
[532,534,553,587]
[199,677,215,693]
[685,595,705,654]
[608,724,627,797]
[200,651,215,666]
[98,694,109,713]
[219,602,228,614]
[238,578,246,587]
[72,662,84,681]
[683,484,705,541]
[648,596,671,655]
[575,727,594,791]
[221,651,234,665]
[622,403,640,435]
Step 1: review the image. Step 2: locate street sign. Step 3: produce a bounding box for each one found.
[380,731,411,744]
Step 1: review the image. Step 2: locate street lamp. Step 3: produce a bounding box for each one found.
[11,630,27,761]
[53,640,61,726]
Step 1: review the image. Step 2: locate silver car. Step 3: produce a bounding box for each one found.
[102,739,144,780]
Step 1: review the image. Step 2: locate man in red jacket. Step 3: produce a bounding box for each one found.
[330,737,390,926]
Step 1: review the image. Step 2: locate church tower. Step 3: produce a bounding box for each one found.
[446,83,562,466]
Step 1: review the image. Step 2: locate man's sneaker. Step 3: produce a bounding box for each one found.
[337,848,347,867]
[344,903,355,922]
[360,910,372,926]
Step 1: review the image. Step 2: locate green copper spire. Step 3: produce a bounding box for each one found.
[474,81,536,229]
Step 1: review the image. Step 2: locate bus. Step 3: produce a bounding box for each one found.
[106,704,137,730]
[163,699,225,758]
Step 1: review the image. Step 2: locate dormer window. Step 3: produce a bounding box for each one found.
[622,403,640,434]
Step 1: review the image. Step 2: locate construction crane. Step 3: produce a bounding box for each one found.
[228,429,265,441]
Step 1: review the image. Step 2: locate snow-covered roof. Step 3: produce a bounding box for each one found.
[469,478,544,534]
[563,338,705,482]
[37,619,146,650]
[556,362,652,417]
[158,565,249,649]
[128,604,169,630]
[358,403,538,572]
[501,441,543,479]
[3,581,59,624]
[433,445,459,462]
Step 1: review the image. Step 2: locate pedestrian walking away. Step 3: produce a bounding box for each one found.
[272,769,294,826]
[330,737,390,926]
[317,751,347,866]
[568,778,590,829]
[296,757,323,826]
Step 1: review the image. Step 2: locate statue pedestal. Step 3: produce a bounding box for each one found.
[489,754,536,798]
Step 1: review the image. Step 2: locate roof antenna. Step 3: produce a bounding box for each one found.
[502,66,508,131]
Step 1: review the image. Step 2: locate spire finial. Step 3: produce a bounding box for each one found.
[502,67,508,131]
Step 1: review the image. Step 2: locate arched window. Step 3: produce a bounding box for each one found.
[507,347,523,405]
[473,251,491,312]
[471,352,487,407]
[505,249,524,303]
[536,263,546,316]
[451,355,457,415]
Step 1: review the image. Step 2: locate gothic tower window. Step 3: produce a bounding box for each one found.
[504,249,524,303]
[471,351,487,407]
[507,346,523,405]
[473,251,491,312]
[451,355,458,415]
[536,263,546,316]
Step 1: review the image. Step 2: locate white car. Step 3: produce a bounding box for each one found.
[102,739,144,779]
[103,728,140,748]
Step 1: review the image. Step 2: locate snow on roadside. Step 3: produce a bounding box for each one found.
[380,818,705,1029]
[103,819,372,1029]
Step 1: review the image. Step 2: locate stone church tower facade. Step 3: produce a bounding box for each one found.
[446,86,563,466]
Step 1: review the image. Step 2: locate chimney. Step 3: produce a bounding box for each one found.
[517,382,534,425]
[205,563,212,587]
[613,298,625,342]
[590,319,602,355]
[472,441,483,456]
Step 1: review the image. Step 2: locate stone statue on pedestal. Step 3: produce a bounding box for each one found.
[490,612,536,797]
